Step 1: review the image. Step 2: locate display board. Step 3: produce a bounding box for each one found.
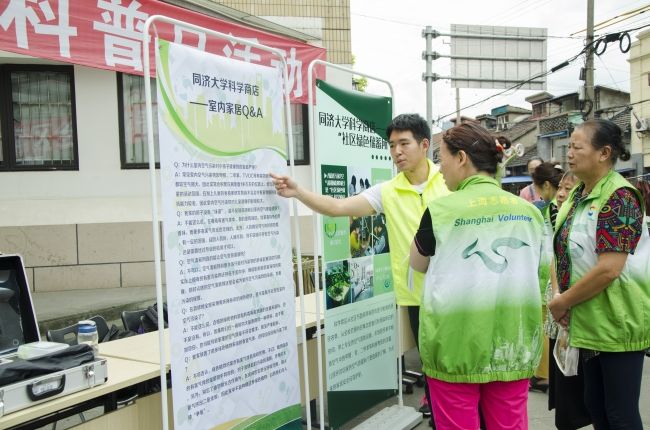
[450,24,547,90]
[314,79,397,429]
[156,39,301,430]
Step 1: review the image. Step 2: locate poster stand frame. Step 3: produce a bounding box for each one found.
[142,15,311,430]
[307,60,413,430]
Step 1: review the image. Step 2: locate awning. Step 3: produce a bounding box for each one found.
[0,0,326,103]
[502,175,532,184]
[539,130,568,139]
[616,167,637,175]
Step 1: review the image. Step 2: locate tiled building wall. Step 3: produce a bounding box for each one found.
[0,218,315,292]
[215,0,353,65]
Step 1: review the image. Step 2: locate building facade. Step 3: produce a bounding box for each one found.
[0,0,351,294]
[212,0,352,66]
[529,86,634,173]
[630,29,650,172]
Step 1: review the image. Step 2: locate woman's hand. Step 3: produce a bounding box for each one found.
[270,173,300,198]
[548,293,571,328]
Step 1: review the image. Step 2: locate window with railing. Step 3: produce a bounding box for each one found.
[117,73,159,168]
[117,73,309,167]
[0,65,78,171]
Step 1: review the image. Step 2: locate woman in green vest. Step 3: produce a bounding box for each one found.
[529,161,565,393]
[410,122,545,430]
[548,119,650,430]
[536,170,593,430]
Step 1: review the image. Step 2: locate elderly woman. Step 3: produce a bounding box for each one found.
[529,162,565,393]
[410,122,545,430]
[548,119,650,430]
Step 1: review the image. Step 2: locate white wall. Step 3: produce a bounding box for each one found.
[0,63,161,227]
[630,30,650,168]
[0,58,360,226]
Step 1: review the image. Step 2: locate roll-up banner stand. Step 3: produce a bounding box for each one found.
[142,16,311,430]
[307,60,422,430]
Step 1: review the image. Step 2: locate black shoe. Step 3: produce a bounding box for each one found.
[419,404,432,417]
[529,376,549,393]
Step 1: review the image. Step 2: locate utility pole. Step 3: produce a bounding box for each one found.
[422,26,436,159]
[455,88,461,125]
[585,0,595,119]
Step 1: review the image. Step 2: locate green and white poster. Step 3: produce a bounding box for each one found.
[315,80,397,429]
[156,40,301,430]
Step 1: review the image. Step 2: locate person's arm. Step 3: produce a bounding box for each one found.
[548,252,627,323]
[270,173,376,217]
[409,208,435,273]
[410,240,430,273]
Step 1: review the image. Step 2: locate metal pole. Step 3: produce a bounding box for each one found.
[585,0,595,119]
[422,26,434,158]
[142,17,170,430]
[455,88,461,125]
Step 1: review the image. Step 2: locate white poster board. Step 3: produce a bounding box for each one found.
[156,39,301,430]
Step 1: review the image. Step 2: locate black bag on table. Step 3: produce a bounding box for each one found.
[0,344,95,387]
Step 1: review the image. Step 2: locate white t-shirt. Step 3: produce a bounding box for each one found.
[361,181,427,214]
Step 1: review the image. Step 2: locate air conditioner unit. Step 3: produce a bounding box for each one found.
[636,118,650,132]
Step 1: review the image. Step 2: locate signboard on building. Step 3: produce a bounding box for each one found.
[156,39,301,429]
[314,79,397,429]
[450,24,547,90]
[0,0,325,103]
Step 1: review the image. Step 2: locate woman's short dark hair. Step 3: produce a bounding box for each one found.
[532,162,564,188]
[577,119,631,163]
[386,113,430,142]
[442,122,509,174]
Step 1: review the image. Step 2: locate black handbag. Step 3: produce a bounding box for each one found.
[0,344,95,387]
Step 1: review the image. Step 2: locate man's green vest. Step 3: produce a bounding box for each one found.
[380,159,449,306]
[554,169,650,352]
[419,175,544,383]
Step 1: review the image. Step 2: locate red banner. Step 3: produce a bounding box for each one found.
[0,0,325,103]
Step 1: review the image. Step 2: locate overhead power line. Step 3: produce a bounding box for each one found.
[350,12,583,39]
[571,3,650,35]
[434,23,650,120]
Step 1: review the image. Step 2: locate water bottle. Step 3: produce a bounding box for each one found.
[78,320,98,356]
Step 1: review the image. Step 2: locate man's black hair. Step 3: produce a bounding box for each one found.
[386,113,430,143]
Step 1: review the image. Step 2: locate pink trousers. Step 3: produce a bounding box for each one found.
[426,377,529,430]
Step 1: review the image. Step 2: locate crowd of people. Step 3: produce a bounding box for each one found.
[271,114,650,430]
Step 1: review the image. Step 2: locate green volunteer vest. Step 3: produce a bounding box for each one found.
[554,169,650,352]
[419,175,544,383]
[538,199,557,297]
[380,159,449,306]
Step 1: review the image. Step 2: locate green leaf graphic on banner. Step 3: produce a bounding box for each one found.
[157,39,287,159]
[228,404,301,430]
[317,79,392,138]
[317,80,395,429]
[462,237,529,273]
[324,222,337,238]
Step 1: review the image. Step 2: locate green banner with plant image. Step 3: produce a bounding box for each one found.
[315,80,397,429]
